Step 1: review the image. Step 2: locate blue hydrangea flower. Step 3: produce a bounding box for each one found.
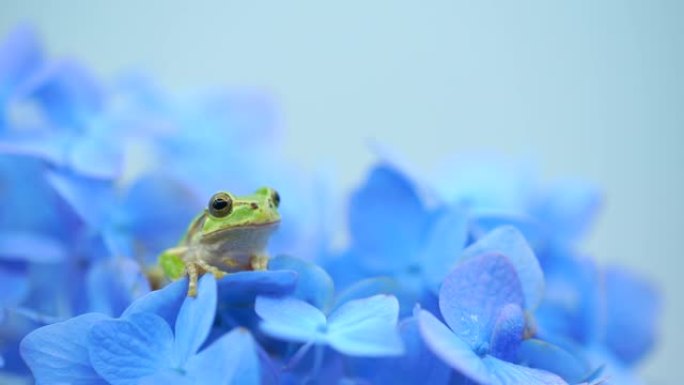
[21,275,261,385]
[416,253,571,384]
[602,266,660,367]
[0,265,29,309]
[46,170,199,262]
[429,154,601,254]
[255,256,404,359]
[328,163,468,311]
[85,257,152,316]
[256,294,403,357]
[0,25,43,127]
[213,267,299,332]
[536,255,661,385]
[0,25,117,181]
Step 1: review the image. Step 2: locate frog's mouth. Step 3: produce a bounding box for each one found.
[202,219,281,239]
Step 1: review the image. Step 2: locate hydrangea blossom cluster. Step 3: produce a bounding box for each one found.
[0,26,660,385]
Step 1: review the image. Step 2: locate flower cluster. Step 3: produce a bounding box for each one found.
[0,26,660,385]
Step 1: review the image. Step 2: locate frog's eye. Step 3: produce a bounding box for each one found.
[271,189,280,208]
[208,192,233,218]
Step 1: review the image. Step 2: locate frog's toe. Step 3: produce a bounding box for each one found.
[187,284,198,297]
[250,255,269,271]
[185,261,199,297]
[211,270,227,279]
[195,259,228,280]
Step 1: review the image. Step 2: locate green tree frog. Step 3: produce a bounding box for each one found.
[158,187,281,296]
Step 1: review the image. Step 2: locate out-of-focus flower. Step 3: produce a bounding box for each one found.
[46,170,199,262]
[327,163,468,313]
[536,255,661,385]
[0,25,43,126]
[429,155,601,254]
[0,24,115,179]
[602,267,660,366]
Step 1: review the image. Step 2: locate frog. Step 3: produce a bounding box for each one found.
[158,187,281,297]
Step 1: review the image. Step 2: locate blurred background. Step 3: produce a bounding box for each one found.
[1,1,681,383]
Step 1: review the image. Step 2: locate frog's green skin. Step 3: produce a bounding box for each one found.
[159,187,280,297]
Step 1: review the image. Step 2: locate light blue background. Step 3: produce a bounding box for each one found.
[1,1,682,383]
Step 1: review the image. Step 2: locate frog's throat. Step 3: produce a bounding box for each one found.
[201,219,280,240]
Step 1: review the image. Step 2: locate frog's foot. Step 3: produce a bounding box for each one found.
[185,259,227,297]
[250,254,269,271]
[196,259,228,280]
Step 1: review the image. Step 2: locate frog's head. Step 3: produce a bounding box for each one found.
[201,187,281,234]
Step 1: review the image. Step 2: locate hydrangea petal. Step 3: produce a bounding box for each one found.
[517,339,590,384]
[88,312,174,385]
[0,156,77,237]
[364,317,451,385]
[0,24,42,101]
[585,346,640,385]
[470,211,544,252]
[439,253,524,349]
[20,313,109,385]
[0,231,66,262]
[535,180,601,242]
[327,295,403,356]
[323,249,374,290]
[603,266,660,365]
[255,295,326,343]
[173,274,217,365]
[461,226,544,310]
[101,227,134,259]
[348,164,429,271]
[420,205,468,290]
[269,255,334,310]
[331,277,398,314]
[431,155,534,212]
[0,136,66,165]
[139,370,193,385]
[416,309,490,384]
[483,355,567,385]
[17,59,102,129]
[46,170,115,228]
[0,266,29,306]
[68,134,123,179]
[121,278,187,327]
[87,257,150,317]
[185,328,260,385]
[217,270,297,304]
[489,304,524,361]
[535,253,602,344]
[119,175,199,260]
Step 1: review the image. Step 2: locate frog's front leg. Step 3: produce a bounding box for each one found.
[250,253,269,271]
[185,258,227,297]
[186,260,200,298]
